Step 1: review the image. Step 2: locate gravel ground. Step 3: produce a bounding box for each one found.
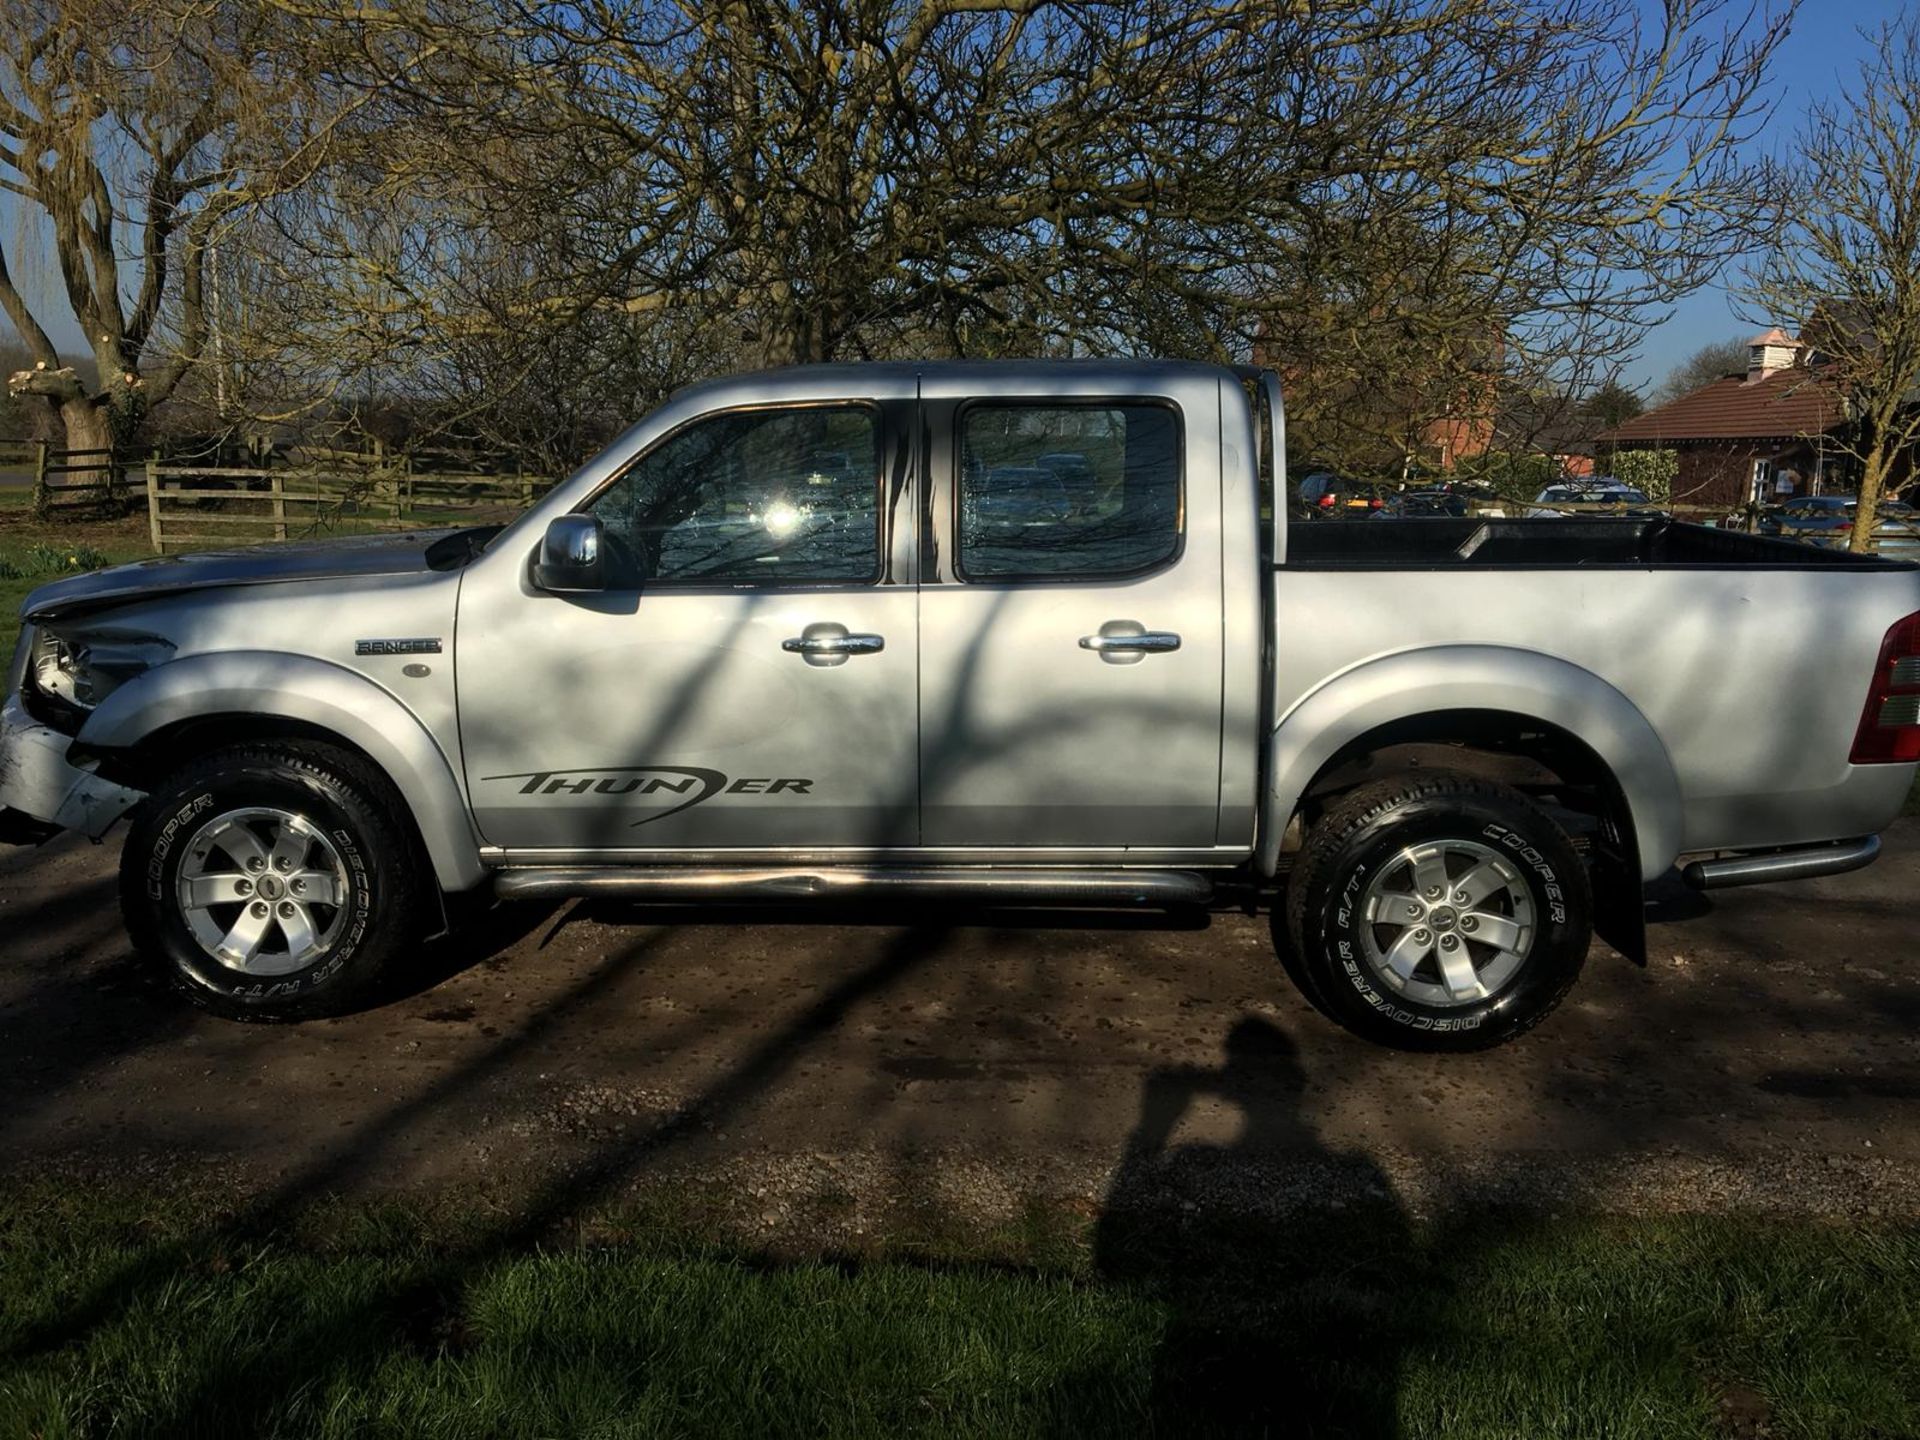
[4,820,1919,1231]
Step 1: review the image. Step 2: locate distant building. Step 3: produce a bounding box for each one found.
[1598,329,1849,508]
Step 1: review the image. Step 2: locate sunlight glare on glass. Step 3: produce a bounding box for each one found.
[763,499,802,538]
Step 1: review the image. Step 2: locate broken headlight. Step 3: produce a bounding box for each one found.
[23,626,173,733]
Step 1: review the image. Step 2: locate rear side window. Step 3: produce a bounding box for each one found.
[590,405,880,586]
[956,404,1180,580]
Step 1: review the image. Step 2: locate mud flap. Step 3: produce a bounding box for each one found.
[1591,836,1646,966]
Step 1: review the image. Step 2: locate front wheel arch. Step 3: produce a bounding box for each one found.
[76,650,486,891]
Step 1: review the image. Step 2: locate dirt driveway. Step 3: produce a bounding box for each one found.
[4,822,1918,1226]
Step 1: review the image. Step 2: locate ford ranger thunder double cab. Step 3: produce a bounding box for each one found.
[6,362,1919,1049]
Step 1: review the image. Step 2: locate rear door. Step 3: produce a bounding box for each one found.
[915,373,1226,853]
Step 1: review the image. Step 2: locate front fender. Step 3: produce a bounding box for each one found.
[79,651,486,891]
[1261,645,1683,883]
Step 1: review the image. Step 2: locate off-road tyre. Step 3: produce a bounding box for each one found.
[120,741,425,1021]
[1281,772,1592,1051]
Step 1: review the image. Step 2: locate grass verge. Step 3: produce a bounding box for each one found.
[0,489,150,659]
[2,1183,1918,1438]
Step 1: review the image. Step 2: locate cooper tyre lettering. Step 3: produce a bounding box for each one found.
[120,742,425,1021]
[1278,772,1592,1052]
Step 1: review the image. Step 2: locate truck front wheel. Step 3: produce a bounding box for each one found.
[119,742,426,1021]
[1281,773,1592,1051]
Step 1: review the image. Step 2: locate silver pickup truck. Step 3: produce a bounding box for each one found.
[6,361,1919,1049]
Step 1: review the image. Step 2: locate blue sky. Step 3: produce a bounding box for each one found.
[3,2,1912,396]
[1622,0,1913,392]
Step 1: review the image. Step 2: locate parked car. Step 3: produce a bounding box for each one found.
[1526,479,1656,517]
[1373,488,1470,519]
[6,360,1919,1053]
[1761,495,1853,541]
[1762,497,1920,558]
[1296,471,1391,517]
[972,465,1074,528]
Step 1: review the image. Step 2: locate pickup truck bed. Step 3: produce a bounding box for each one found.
[1286,516,1893,569]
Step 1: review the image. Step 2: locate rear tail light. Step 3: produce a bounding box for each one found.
[1851,610,1920,763]
[1317,493,1336,509]
[1368,498,1384,509]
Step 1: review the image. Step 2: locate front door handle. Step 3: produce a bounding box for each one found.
[783,633,885,656]
[783,624,885,667]
[1079,625,1182,664]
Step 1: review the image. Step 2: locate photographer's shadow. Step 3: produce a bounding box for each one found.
[1092,1018,1410,1438]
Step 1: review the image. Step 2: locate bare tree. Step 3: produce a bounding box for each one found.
[1743,17,1920,553]
[0,0,374,453]
[265,0,1788,478]
[1654,337,1750,403]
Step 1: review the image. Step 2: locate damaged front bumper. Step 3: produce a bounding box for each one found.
[0,694,145,843]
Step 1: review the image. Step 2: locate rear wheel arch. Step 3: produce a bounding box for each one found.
[1283,710,1639,864]
[1262,648,1682,884]
[1286,709,1654,964]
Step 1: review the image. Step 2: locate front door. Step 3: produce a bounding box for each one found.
[915,379,1226,852]
[457,392,919,853]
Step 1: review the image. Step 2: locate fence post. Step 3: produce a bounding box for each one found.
[272,469,287,541]
[32,439,49,519]
[145,454,162,552]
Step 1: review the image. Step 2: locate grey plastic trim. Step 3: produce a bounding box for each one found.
[493,865,1215,906]
[1261,644,1685,883]
[77,651,487,891]
[1682,835,1880,890]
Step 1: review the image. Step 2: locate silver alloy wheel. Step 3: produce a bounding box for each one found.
[175,807,350,976]
[1356,838,1536,1007]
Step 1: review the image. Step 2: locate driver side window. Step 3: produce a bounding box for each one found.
[590,406,882,586]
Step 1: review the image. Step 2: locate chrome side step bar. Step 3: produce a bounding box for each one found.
[1681,835,1881,891]
[492,865,1215,908]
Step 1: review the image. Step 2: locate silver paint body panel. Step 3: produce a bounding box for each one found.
[3,358,1915,896]
[1263,569,1920,880]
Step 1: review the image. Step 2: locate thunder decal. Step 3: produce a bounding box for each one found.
[479,766,814,827]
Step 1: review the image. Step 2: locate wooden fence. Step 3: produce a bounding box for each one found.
[144,458,557,553]
[30,443,130,517]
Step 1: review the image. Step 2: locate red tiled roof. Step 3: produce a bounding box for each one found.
[1602,367,1841,444]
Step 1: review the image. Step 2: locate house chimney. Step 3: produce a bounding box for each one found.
[1745,327,1803,382]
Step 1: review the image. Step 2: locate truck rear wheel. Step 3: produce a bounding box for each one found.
[120,742,425,1021]
[1281,773,1592,1051]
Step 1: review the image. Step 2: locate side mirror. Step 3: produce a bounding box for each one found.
[533,514,607,593]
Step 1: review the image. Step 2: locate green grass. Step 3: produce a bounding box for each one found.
[0,530,149,674]
[3,1184,1919,1438]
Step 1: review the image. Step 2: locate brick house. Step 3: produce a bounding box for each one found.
[1599,329,1850,508]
